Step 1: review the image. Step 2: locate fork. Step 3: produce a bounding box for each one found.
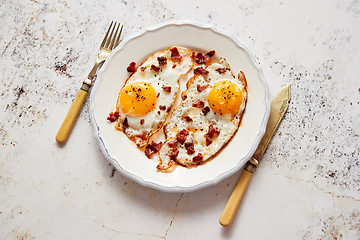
[56,21,123,143]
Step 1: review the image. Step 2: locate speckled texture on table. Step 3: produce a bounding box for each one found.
[1,0,359,239]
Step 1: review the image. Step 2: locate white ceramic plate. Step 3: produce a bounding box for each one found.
[90,21,270,192]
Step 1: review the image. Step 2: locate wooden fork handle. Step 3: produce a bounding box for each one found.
[55,81,91,143]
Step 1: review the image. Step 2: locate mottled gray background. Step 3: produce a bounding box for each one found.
[1,0,359,239]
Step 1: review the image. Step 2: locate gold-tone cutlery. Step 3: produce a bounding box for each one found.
[56,21,123,143]
[220,85,291,226]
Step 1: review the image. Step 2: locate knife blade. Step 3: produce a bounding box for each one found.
[219,84,291,226]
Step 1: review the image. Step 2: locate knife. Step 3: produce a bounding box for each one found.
[219,84,291,226]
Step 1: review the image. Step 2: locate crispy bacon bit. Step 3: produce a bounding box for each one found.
[202,106,210,115]
[170,47,182,62]
[206,139,213,146]
[197,84,209,92]
[193,153,203,164]
[145,141,163,158]
[140,119,145,125]
[184,142,195,155]
[157,111,161,115]
[204,50,215,63]
[192,50,215,64]
[192,100,205,108]
[184,142,193,149]
[183,116,193,122]
[168,147,179,160]
[205,124,216,139]
[140,66,146,71]
[166,107,171,112]
[151,141,163,152]
[205,50,215,58]
[157,92,160,98]
[144,148,154,159]
[157,56,167,66]
[194,67,209,75]
[107,111,119,122]
[159,105,166,111]
[127,62,136,73]
[168,139,178,148]
[122,118,129,130]
[192,52,204,64]
[187,147,195,155]
[151,64,160,72]
[215,68,228,73]
[162,86,171,93]
[172,64,177,68]
[176,129,189,144]
[204,124,220,140]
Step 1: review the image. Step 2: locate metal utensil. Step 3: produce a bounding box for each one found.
[56,21,123,143]
[219,84,291,226]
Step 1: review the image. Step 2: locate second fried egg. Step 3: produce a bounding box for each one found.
[157,58,247,171]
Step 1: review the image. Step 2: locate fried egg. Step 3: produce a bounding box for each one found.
[157,58,247,171]
[115,46,194,148]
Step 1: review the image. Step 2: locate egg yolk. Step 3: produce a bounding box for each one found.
[119,82,156,116]
[208,80,243,115]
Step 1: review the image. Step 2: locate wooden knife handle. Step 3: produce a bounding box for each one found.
[219,170,253,226]
[219,158,258,226]
[56,81,91,143]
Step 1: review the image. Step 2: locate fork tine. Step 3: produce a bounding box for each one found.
[109,22,120,50]
[104,22,116,49]
[100,21,113,48]
[114,24,123,49]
